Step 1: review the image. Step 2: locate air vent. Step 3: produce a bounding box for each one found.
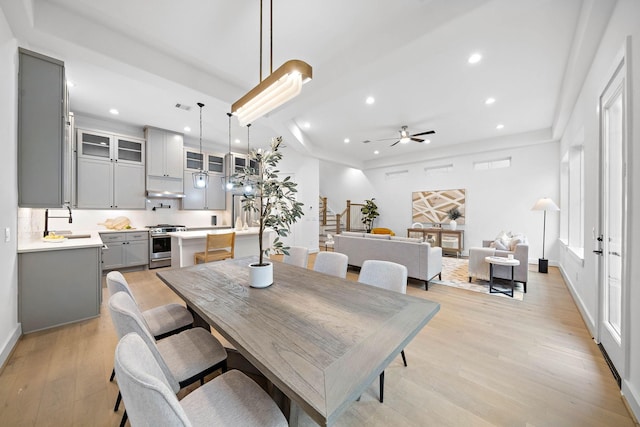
[175,103,192,111]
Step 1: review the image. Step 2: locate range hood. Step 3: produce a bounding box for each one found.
[146,190,186,199]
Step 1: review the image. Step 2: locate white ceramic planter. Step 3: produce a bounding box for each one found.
[449,219,457,230]
[249,262,273,288]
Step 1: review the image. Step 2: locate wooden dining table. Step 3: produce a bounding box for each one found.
[157,257,440,426]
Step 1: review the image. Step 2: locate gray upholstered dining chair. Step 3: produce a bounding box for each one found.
[115,333,288,427]
[313,251,349,278]
[106,270,194,407]
[358,260,409,403]
[282,246,309,268]
[109,292,228,427]
[106,271,194,340]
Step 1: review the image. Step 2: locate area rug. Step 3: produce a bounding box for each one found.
[429,257,525,300]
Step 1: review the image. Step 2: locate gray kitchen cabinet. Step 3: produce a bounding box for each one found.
[19,246,101,333]
[146,127,184,179]
[100,231,149,270]
[76,129,145,209]
[182,148,226,210]
[18,48,71,208]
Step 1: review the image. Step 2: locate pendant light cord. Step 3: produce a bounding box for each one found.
[258,0,274,81]
[197,102,205,172]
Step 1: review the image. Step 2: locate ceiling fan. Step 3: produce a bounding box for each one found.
[363,126,436,147]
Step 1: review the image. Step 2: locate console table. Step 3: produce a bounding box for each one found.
[407,228,464,256]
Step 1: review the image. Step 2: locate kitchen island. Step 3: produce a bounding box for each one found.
[168,228,274,268]
[17,232,104,333]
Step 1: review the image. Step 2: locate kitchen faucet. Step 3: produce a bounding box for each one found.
[44,205,73,237]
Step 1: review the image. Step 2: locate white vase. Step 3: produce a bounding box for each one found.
[449,219,457,230]
[249,262,273,288]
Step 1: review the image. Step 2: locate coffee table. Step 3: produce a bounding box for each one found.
[485,256,520,298]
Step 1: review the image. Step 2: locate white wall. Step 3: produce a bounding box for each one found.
[322,141,560,261]
[557,0,640,419]
[279,146,320,252]
[0,9,20,368]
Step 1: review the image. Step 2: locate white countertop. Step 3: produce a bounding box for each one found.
[97,228,148,234]
[18,231,104,253]
[168,228,263,240]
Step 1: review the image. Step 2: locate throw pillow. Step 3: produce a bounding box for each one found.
[509,237,524,251]
[492,239,508,250]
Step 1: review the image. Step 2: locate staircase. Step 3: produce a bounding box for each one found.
[319,196,342,248]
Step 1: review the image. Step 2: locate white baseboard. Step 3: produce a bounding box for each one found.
[558,265,596,337]
[0,324,22,370]
[622,380,640,424]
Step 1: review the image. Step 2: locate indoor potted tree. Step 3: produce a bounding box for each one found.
[447,207,463,230]
[361,198,379,232]
[234,136,304,288]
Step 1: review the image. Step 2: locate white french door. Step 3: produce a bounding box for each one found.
[597,47,629,379]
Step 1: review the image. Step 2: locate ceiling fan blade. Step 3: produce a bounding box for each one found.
[411,137,425,143]
[411,130,435,137]
[363,137,401,143]
[390,140,400,147]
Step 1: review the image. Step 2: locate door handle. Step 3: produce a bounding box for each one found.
[593,249,603,255]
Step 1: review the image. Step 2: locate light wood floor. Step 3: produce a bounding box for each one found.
[1,254,637,426]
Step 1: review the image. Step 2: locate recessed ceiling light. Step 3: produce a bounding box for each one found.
[468,53,482,64]
[496,124,505,130]
[485,97,496,105]
[302,122,310,129]
[344,138,350,143]
[366,96,375,105]
[184,126,191,132]
[109,108,119,115]
[424,139,431,144]
[235,139,241,144]
[374,150,379,155]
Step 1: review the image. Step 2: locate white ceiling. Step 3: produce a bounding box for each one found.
[1,0,614,169]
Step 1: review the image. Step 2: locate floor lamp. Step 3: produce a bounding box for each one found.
[531,197,560,273]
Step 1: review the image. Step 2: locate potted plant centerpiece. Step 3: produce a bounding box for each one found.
[447,207,463,230]
[234,136,304,288]
[361,198,379,233]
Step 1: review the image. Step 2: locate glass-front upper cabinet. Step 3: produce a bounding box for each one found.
[116,137,144,163]
[79,130,111,159]
[78,129,144,164]
[184,149,204,171]
[207,154,224,174]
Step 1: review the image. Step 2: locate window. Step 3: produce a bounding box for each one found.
[473,157,511,170]
[424,164,453,176]
[385,169,408,180]
[561,145,584,258]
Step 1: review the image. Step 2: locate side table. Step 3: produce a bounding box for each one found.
[485,256,520,298]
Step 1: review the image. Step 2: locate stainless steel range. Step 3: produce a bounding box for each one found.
[147,224,186,269]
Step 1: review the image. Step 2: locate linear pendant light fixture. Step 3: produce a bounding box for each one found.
[192,102,209,188]
[231,0,312,126]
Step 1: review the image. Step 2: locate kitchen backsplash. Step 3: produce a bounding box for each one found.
[18,201,231,235]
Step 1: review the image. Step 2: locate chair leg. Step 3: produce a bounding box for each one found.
[114,391,122,411]
[119,411,128,427]
[401,350,407,367]
[379,371,384,403]
[109,367,115,382]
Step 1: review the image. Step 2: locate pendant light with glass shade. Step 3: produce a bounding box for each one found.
[221,112,235,191]
[243,124,255,195]
[192,102,209,188]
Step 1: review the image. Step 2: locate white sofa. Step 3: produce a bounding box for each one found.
[333,232,442,290]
